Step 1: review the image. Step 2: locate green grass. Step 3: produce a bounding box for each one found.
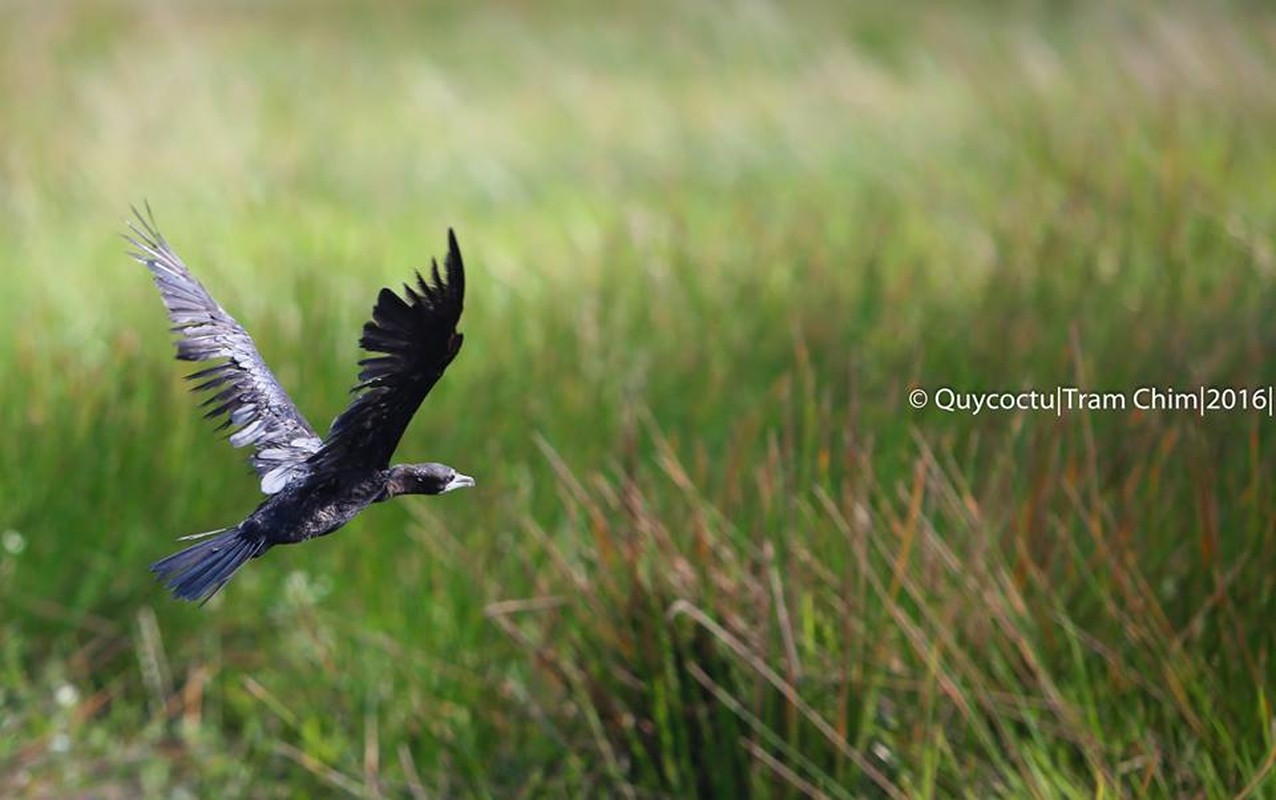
[3,1,1276,796]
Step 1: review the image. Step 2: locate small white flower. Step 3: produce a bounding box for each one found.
[2,529,25,555]
[50,733,71,753]
[871,742,894,765]
[54,683,79,708]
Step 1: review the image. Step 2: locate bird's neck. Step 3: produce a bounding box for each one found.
[382,465,416,499]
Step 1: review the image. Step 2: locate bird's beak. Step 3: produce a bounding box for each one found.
[443,472,476,493]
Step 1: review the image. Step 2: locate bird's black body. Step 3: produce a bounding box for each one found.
[254,470,395,545]
[127,207,473,603]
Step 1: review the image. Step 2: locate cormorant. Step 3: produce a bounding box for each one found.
[125,207,474,603]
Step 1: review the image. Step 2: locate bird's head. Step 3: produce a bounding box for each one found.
[387,463,475,496]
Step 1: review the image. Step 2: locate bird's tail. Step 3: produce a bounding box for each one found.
[150,525,268,604]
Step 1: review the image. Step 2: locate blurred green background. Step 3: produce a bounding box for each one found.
[3,1,1276,797]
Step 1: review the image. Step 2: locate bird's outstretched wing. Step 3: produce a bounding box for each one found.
[125,206,323,494]
[307,230,465,475]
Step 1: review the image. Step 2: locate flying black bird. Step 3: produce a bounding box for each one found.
[125,207,474,603]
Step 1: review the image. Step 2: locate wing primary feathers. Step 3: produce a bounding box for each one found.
[126,205,323,494]
[308,228,466,474]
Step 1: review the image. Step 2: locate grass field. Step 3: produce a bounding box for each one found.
[3,1,1276,797]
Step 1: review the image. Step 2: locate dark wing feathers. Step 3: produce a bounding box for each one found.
[124,206,322,494]
[308,230,465,474]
